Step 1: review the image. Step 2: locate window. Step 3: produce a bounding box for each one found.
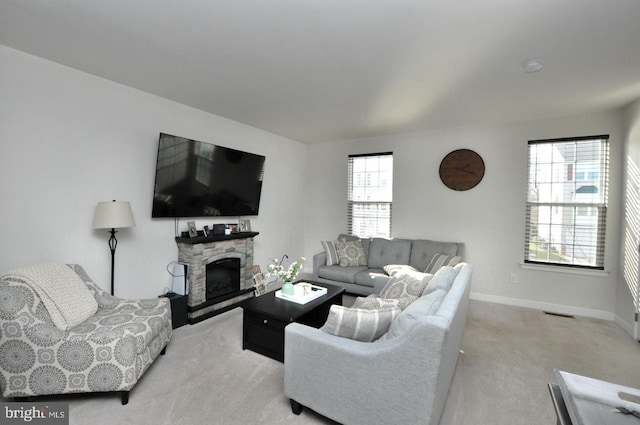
[348,152,393,238]
[524,135,609,269]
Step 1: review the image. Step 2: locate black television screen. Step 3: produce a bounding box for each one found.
[152,133,265,218]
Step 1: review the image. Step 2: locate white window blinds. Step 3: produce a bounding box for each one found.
[348,152,393,238]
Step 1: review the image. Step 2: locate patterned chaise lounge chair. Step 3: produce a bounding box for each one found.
[0,263,172,405]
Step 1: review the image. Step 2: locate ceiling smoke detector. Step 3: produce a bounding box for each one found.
[524,59,543,73]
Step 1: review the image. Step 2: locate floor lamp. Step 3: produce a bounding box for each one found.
[93,200,136,296]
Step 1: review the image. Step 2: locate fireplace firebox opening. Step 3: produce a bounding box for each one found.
[206,257,241,301]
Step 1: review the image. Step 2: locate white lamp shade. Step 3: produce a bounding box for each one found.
[93,201,136,229]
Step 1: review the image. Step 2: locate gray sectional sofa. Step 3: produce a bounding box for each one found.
[285,262,472,425]
[312,234,463,295]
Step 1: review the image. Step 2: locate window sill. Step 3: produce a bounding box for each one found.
[519,263,609,278]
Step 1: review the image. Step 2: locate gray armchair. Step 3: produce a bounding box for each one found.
[0,263,172,404]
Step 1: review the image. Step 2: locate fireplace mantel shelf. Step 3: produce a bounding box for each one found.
[175,231,259,245]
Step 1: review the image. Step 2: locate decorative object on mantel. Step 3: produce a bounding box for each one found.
[187,221,197,238]
[92,200,135,295]
[239,219,252,232]
[265,255,305,296]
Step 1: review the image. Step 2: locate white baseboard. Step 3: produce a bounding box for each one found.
[614,313,635,337]
[469,292,615,321]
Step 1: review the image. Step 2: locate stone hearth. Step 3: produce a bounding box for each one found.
[176,232,258,323]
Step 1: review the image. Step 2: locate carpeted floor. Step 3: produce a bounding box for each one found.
[59,299,640,425]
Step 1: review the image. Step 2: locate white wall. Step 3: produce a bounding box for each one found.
[305,112,625,319]
[0,45,307,299]
[616,98,640,334]
[1,43,632,321]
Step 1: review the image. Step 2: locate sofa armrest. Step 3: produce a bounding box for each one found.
[312,251,326,274]
[284,320,448,425]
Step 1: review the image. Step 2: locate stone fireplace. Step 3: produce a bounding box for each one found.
[176,232,257,323]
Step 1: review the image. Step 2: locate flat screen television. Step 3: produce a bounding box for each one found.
[152,133,265,218]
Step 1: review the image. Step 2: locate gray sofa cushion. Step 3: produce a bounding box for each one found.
[354,268,387,288]
[317,265,368,284]
[367,238,412,269]
[409,239,459,272]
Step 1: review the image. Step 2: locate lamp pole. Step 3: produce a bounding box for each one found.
[108,228,118,296]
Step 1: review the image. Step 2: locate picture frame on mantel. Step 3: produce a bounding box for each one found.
[187,221,197,238]
[239,219,251,232]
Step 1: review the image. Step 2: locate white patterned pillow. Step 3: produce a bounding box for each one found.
[321,240,340,265]
[424,253,462,274]
[383,264,419,276]
[335,240,367,267]
[352,295,400,310]
[379,273,431,310]
[321,305,401,342]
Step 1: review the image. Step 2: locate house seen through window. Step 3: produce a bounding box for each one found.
[348,152,393,238]
[525,135,609,269]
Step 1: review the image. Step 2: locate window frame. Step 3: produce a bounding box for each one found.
[347,152,393,239]
[524,135,609,271]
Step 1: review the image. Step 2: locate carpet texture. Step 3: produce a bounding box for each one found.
[37,300,640,424]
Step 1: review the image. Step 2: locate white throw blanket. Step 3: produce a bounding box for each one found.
[4,263,98,330]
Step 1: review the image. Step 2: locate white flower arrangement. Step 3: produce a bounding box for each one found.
[265,255,305,283]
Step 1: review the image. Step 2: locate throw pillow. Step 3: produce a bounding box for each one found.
[335,240,367,267]
[379,273,430,310]
[321,305,401,342]
[321,240,340,265]
[423,266,459,295]
[383,264,419,276]
[352,295,400,310]
[424,253,462,274]
[379,289,447,341]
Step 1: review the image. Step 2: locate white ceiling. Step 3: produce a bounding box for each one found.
[2,0,640,143]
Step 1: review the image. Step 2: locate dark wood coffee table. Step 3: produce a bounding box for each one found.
[239,281,344,362]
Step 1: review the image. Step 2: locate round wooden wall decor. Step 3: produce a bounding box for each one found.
[439,149,485,191]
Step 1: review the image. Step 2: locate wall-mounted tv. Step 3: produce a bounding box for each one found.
[152,133,266,218]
